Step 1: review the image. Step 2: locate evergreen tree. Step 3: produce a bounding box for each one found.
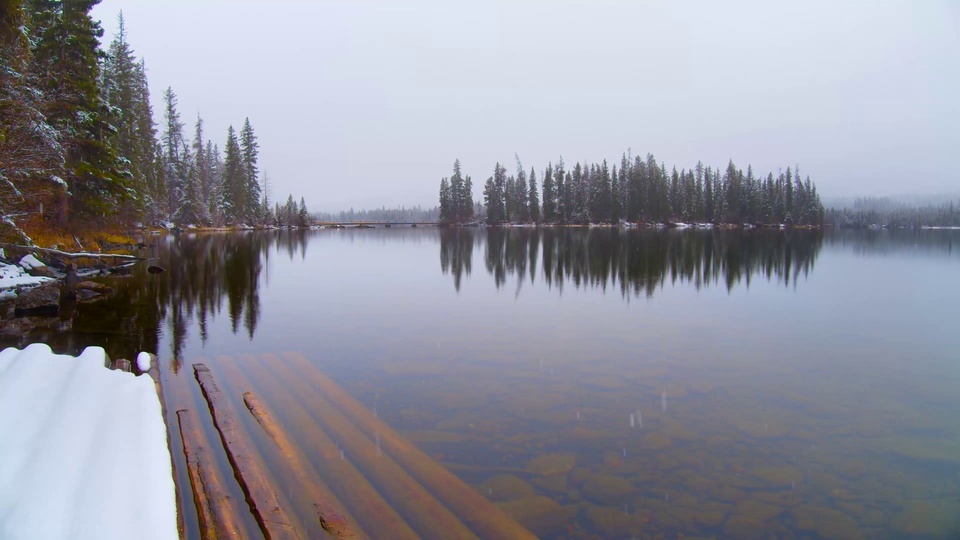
[31,0,127,224]
[0,0,64,223]
[439,177,451,222]
[541,164,556,222]
[221,125,244,223]
[240,118,260,224]
[528,166,540,223]
[297,197,309,228]
[161,87,187,221]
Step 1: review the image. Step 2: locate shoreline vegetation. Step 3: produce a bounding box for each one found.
[1,3,311,250]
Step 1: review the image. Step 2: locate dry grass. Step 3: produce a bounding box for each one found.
[18,215,137,253]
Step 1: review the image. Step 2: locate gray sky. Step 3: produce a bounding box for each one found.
[92,1,959,212]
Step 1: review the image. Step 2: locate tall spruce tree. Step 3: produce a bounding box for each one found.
[528,166,540,223]
[240,118,260,224]
[221,126,244,223]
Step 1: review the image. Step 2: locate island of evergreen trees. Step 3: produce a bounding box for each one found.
[440,155,825,227]
[0,2,310,242]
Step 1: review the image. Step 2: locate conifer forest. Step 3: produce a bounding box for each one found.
[0,1,308,241]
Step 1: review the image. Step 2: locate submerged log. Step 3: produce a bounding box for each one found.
[193,363,300,540]
[242,390,361,539]
[281,351,538,540]
[237,356,419,540]
[177,409,246,539]
[262,354,478,540]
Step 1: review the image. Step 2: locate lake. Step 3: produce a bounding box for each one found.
[5,227,958,539]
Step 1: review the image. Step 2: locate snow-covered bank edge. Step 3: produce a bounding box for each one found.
[0,344,178,540]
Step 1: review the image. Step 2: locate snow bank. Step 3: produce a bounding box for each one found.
[0,344,177,540]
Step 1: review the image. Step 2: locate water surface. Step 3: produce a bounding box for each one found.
[6,228,958,539]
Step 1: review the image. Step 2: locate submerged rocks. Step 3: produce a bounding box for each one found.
[526,453,576,476]
[497,496,574,537]
[15,285,60,315]
[477,474,535,502]
[581,473,636,505]
[0,317,35,336]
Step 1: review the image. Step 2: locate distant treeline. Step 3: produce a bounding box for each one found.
[0,3,308,238]
[318,205,440,223]
[826,197,960,228]
[440,155,824,226]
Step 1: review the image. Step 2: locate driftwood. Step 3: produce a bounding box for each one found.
[0,242,144,261]
[281,351,538,540]
[193,363,300,540]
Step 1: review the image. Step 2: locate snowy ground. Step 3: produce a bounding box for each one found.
[0,344,177,540]
[0,262,54,300]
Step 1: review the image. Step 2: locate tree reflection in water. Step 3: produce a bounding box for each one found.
[441,227,824,297]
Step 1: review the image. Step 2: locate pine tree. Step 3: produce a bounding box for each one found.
[31,0,127,224]
[541,164,555,222]
[240,118,260,224]
[439,177,451,222]
[0,0,64,223]
[161,87,187,221]
[297,197,309,228]
[528,166,540,223]
[221,126,244,223]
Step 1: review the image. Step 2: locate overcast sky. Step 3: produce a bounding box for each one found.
[91,1,958,211]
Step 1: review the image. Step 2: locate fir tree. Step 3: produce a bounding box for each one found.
[240,118,260,224]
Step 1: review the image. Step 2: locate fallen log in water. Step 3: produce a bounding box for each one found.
[281,351,538,540]
[262,354,479,540]
[216,355,368,540]
[242,391,362,539]
[193,363,300,540]
[235,356,419,540]
[177,409,247,539]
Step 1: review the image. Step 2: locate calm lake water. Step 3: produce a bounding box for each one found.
[5,228,959,539]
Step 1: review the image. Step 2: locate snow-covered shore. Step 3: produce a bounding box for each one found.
[0,344,177,540]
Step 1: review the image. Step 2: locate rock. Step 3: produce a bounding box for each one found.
[531,473,567,494]
[583,504,644,538]
[791,505,864,539]
[27,266,57,278]
[76,281,113,295]
[526,453,576,476]
[497,496,574,538]
[0,317,35,337]
[581,473,636,505]
[723,515,768,539]
[477,474,535,502]
[732,500,783,521]
[891,499,960,537]
[15,285,60,315]
[638,431,673,450]
[147,265,166,274]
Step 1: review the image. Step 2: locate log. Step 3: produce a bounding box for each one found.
[110,358,132,372]
[236,357,419,540]
[193,363,300,540]
[0,242,144,261]
[262,354,479,540]
[281,351,538,540]
[142,353,186,538]
[177,409,247,539]
[242,391,361,539]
